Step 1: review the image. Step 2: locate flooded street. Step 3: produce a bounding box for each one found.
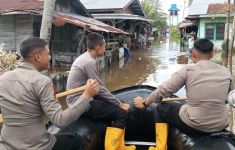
[99,40,235,134]
[101,39,189,97]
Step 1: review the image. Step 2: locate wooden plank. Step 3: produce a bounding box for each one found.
[15,27,33,31]
[15,19,33,52]
[15,15,33,22]
[56,86,86,99]
[0,16,14,23]
[0,32,15,37]
[0,24,14,29]
[15,26,33,31]
[0,16,14,32]
[0,25,14,32]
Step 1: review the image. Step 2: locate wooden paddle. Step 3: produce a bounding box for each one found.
[55,86,86,100]
[162,97,187,101]
[55,86,187,102]
[55,85,124,104]
[0,87,187,124]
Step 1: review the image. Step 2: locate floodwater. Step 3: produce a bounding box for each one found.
[51,39,228,97]
[100,39,190,97]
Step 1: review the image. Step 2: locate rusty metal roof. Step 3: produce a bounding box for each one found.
[0,0,44,15]
[207,4,235,14]
[0,0,129,34]
[53,12,129,34]
[179,20,196,29]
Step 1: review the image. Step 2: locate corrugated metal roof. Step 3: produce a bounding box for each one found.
[53,12,129,34]
[92,13,153,22]
[207,4,227,14]
[188,0,226,16]
[0,0,44,15]
[80,0,145,16]
[80,0,132,10]
[179,20,195,29]
[207,4,235,14]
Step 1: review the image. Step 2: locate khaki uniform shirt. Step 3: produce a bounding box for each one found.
[0,62,90,150]
[149,60,234,132]
[66,52,119,105]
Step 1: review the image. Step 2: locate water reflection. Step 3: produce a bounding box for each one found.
[101,39,190,97]
[100,48,159,91]
[49,39,235,98]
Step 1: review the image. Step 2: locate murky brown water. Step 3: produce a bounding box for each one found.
[51,39,232,97]
[101,39,190,97]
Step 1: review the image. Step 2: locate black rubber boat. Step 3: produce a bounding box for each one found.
[48,85,235,150]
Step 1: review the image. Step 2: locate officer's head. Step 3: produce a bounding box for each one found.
[20,37,51,71]
[191,38,214,62]
[86,32,106,57]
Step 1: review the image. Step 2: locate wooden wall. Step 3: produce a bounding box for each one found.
[0,16,15,51]
[15,15,34,53]
[0,15,34,53]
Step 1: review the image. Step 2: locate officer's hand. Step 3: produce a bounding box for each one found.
[134,96,145,109]
[119,102,131,112]
[83,79,99,100]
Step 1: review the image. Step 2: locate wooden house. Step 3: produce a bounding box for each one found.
[0,0,128,67]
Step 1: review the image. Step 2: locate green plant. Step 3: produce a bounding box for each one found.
[170,27,180,41]
[141,0,167,37]
[0,44,21,75]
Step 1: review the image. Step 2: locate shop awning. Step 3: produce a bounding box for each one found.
[53,12,129,34]
[179,20,196,29]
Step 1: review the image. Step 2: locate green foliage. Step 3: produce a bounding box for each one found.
[0,44,21,75]
[141,0,167,37]
[170,27,180,41]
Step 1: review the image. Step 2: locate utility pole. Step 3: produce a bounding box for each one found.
[40,0,56,43]
[225,0,231,67]
[227,0,235,133]
[229,0,235,74]
[182,0,186,19]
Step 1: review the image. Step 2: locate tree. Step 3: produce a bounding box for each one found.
[141,0,167,37]
[40,0,56,43]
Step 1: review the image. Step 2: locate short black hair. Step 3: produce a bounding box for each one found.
[20,37,47,59]
[194,38,214,54]
[86,32,104,50]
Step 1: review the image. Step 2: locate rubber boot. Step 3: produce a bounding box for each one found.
[120,129,136,150]
[105,127,136,150]
[148,123,168,150]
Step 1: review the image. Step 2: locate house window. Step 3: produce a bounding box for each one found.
[216,23,225,40]
[205,23,225,40]
[205,23,214,40]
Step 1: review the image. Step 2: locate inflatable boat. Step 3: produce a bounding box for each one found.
[48,85,235,150]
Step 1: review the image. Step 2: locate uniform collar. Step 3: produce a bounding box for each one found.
[86,51,96,60]
[18,62,37,71]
